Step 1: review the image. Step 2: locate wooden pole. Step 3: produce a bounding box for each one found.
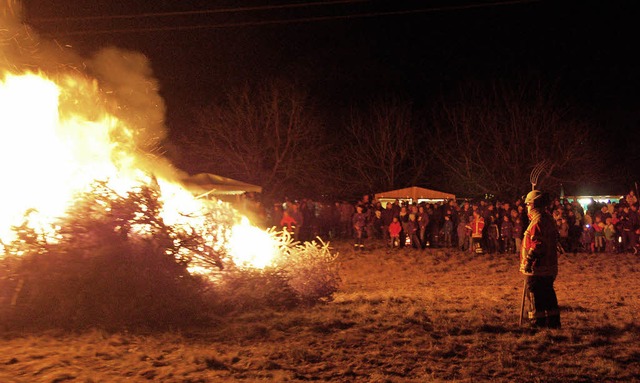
[519,278,527,326]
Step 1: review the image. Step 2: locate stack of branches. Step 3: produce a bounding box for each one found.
[0,181,340,332]
[208,230,340,314]
[0,181,220,331]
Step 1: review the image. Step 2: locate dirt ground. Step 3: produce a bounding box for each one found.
[1,240,639,382]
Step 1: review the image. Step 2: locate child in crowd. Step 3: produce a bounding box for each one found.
[593,216,605,252]
[580,224,595,253]
[603,217,616,253]
[388,216,402,249]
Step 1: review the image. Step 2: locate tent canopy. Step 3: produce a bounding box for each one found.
[181,172,262,196]
[375,186,455,203]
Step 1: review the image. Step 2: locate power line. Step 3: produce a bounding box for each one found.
[29,0,372,23]
[38,0,540,37]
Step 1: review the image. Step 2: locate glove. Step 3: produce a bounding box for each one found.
[524,251,535,273]
[524,259,533,274]
[524,250,536,274]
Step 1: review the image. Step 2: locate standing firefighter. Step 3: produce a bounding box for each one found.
[520,189,561,328]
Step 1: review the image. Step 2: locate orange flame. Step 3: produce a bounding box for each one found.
[0,70,278,270]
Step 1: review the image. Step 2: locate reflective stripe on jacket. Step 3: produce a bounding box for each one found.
[520,209,558,276]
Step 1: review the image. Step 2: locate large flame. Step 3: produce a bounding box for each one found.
[227,217,280,269]
[0,72,137,239]
[0,7,280,270]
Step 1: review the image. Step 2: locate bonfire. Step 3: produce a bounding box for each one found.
[0,0,338,330]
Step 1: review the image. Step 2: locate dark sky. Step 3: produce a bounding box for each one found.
[21,0,640,150]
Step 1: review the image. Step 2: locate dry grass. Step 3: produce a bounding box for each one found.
[1,240,639,382]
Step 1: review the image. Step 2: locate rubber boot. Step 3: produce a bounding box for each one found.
[547,315,561,329]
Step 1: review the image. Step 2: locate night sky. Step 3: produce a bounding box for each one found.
[20,0,640,181]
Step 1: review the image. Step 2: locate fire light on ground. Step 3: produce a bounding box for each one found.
[0,5,280,271]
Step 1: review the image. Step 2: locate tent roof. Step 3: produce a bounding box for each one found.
[181,173,262,196]
[375,186,455,201]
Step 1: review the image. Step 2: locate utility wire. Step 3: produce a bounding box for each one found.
[29,0,372,23]
[37,0,540,36]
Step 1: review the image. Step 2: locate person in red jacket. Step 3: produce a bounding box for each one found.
[469,210,485,254]
[520,189,560,329]
[388,216,402,248]
[280,210,297,235]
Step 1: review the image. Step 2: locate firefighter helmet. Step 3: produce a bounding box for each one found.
[525,190,542,205]
[525,189,548,208]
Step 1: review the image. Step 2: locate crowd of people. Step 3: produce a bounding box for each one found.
[242,189,640,254]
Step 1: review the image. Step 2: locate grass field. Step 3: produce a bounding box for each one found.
[1,240,639,382]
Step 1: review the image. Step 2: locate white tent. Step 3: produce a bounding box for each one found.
[375,186,455,205]
[181,173,262,198]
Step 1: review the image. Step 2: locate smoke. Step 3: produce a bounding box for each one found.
[86,47,167,151]
[1,0,180,179]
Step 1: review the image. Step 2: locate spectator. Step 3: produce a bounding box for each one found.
[280,210,297,235]
[458,200,473,224]
[486,215,500,254]
[595,205,611,224]
[626,190,638,207]
[429,204,441,247]
[371,209,384,239]
[316,202,334,239]
[513,216,523,255]
[593,215,605,252]
[583,211,593,227]
[469,210,485,254]
[558,217,570,253]
[398,205,410,247]
[618,205,636,252]
[567,209,581,253]
[457,215,470,251]
[630,204,640,249]
[500,214,514,253]
[604,217,616,253]
[389,216,402,249]
[299,199,315,241]
[270,202,284,229]
[580,224,594,253]
[339,201,355,239]
[442,214,453,247]
[352,205,367,251]
[381,202,396,242]
[418,205,430,249]
[288,203,304,242]
[407,213,420,249]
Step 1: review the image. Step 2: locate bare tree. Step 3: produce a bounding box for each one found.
[337,98,427,194]
[184,81,328,199]
[428,80,608,199]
